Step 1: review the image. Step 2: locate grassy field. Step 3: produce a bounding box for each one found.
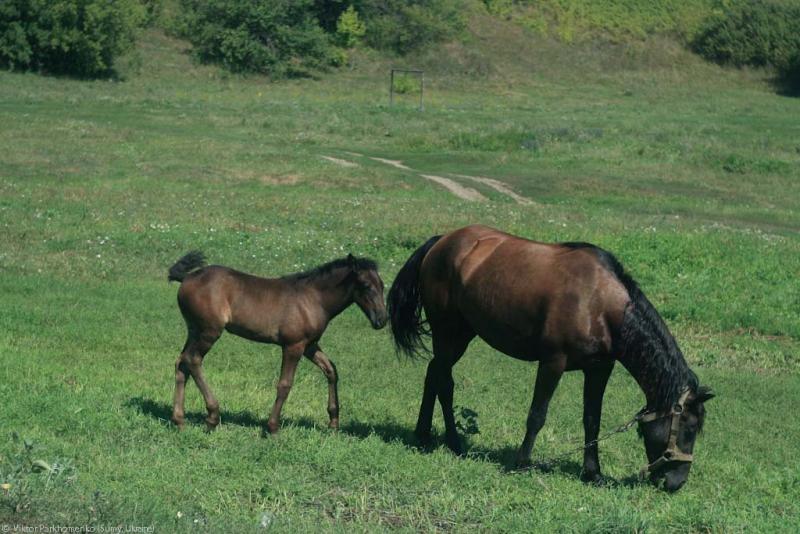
[1,23,799,532]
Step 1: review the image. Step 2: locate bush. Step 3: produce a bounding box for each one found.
[355,0,466,54]
[336,6,366,48]
[0,0,146,77]
[482,0,716,43]
[179,0,341,78]
[692,0,800,78]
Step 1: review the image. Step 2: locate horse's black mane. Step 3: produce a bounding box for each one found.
[562,242,698,410]
[282,256,378,282]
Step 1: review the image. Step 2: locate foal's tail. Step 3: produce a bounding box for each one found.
[168,251,206,282]
[387,235,442,358]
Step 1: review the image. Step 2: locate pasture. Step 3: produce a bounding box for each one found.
[1,27,799,532]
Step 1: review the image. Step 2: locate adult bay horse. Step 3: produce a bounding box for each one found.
[168,252,387,435]
[388,225,713,491]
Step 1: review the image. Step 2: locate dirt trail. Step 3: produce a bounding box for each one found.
[369,157,412,170]
[327,152,534,204]
[419,175,486,201]
[321,155,359,167]
[454,174,534,205]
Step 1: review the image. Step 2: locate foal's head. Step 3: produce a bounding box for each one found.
[638,385,714,492]
[346,254,388,330]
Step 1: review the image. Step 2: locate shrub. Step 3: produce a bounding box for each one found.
[336,6,366,48]
[355,0,466,54]
[179,0,340,77]
[0,0,146,77]
[482,0,716,43]
[141,0,163,27]
[692,0,800,76]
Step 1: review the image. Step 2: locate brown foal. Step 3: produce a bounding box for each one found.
[389,225,713,491]
[167,252,387,435]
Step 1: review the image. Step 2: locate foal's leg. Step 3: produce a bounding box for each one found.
[171,330,221,430]
[265,343,304,436]
[304,344,340,430]
[580,361,614,483]
[515,356,566,468]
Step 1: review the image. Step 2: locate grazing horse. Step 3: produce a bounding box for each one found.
[168,252,388,435]
[388,225,713,491]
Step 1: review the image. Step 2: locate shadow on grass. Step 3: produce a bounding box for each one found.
[125,396,649,487]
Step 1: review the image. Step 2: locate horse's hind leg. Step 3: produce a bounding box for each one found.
[515,355,566,468]
[171,330,221,431]
[580,361,614,483]
[304,344,340,430]
[420,326,473,455]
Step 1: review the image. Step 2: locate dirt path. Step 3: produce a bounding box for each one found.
[454,174,534,205]
[419,175,486,201]
[321,155,359,167]
[325,152,534,204]
[369,157,412,170]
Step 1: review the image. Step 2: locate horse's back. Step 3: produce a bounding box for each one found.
[421,225,630,364]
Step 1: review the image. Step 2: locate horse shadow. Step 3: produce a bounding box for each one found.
[125,396,647,487]
[125,396,419,448]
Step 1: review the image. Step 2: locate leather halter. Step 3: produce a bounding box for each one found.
[638,387,694,478]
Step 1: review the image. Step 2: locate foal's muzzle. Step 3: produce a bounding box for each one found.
[371,310,388,330]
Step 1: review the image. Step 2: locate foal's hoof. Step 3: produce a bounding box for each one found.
[261,424,280,438]
[328,419,340,431]
[171,417,185,431]
[204,421,219,433]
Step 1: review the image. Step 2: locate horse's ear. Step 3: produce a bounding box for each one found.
[694,386,715,404]
[347,253,356,269]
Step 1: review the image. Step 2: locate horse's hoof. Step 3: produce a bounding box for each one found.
[514,458,533,471]
[171,417,185,430]
[204,422,219,433]
[414,430,433,448]
[580,471,601,483]
[328,419,340,431]
[446,438,465,457]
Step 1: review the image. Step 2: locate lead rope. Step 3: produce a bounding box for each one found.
[508,409,646,473]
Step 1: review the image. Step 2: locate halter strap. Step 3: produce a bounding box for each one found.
[638,387,694,478]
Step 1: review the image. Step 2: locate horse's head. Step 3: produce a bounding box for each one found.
[347,254,388,330]
[638,385,714,492]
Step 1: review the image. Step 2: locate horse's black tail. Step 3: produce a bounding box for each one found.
[388,235,442,358]
[168,251,206,282]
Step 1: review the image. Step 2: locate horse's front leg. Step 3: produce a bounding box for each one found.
[264,343,304,436]
[580,361,614,483]
[304,344,339,430]
[515,356,566,468]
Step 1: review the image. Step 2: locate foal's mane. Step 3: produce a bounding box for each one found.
[282,256,378,282]
[562,242,698,410]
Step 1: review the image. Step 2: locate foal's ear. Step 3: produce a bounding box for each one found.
[693,386,715,404]
[347,253,356,269]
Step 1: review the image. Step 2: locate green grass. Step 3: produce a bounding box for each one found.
[1,26,799,531]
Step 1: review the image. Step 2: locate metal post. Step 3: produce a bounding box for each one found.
[389,69,424,110]
[389,69,394,106]
[419,72,424,111]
